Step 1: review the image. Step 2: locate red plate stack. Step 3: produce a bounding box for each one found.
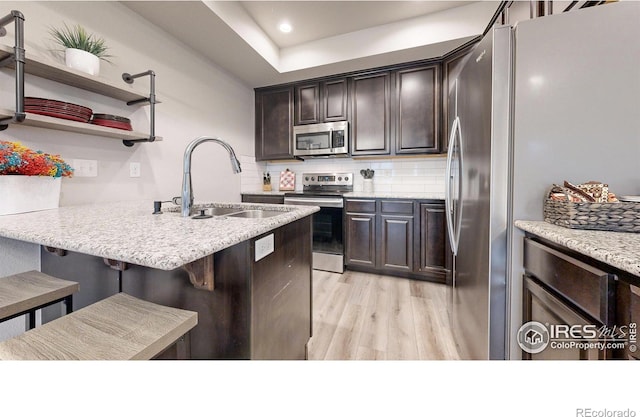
[90,113,132,131]
[24,97,93,123]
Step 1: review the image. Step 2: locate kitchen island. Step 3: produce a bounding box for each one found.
[0,201,319,359]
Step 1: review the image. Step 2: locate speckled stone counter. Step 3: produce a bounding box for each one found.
[515,220,640,277]
[343,192,444,200]
[0,201,318,271]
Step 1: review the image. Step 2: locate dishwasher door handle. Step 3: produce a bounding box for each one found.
[284,197,344,208]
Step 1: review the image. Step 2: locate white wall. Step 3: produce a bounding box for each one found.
[0,1,254,341]
[0,1,254,206]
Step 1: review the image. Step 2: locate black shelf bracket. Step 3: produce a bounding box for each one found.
[0,10,26,130]
[121,70,157,147]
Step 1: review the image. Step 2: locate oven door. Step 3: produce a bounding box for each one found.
[284,196,345,273]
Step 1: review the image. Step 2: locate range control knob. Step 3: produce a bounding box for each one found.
[311,177,315,181]
[304,176,309,181]
[344,175,349,181]
[338,176,342,181]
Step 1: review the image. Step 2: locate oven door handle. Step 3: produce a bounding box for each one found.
[284,197,344,208]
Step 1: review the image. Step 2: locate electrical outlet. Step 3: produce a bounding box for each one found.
[130,162,141,178]
[72,159,98,177]
[255,234,274,262]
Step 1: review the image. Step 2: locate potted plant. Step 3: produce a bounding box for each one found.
[0,141,73,215]
[49,23,110,76]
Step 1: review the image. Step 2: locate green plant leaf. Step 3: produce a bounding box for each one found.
[49,23,112,61]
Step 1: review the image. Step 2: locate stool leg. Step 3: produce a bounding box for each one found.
[27,311,36,330]
[64,295,73,315]
[176,333,191,360]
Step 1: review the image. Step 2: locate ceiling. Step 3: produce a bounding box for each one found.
[239,1,476,48]
[122,1,499,87]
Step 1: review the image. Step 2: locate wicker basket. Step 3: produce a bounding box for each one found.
[544,198,640,233]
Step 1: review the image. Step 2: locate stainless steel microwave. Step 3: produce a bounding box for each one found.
[293,121,349,157]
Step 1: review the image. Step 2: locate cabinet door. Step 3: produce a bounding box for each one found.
[350,72,391,155]
[345,213,376,267]
[523,276,606,360]
[416,203,447,280]
[395,65,440,154]
[294,83,320,125]
[323,78,348,121]
[442,45,474,154]
[380,215,413,272]
[255,87,294,161]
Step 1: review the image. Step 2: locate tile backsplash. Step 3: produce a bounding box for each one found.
[239,155,446,197]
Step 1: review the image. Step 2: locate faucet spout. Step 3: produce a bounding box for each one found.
[181,136,242,217]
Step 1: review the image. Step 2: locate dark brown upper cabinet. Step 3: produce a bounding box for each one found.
[442,44,474,154]
[294,83,320,125]
[255,86,294,161]
[395,64,440,154]
[294,78,348,125]
[350,72,391,156]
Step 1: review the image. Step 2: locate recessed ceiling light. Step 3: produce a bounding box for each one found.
[279,22,292,33]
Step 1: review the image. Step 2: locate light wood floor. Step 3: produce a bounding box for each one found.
[308,269,460,360]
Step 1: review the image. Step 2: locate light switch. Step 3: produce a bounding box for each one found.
[130,162,141,178]
[72,159,98,177]
[255,234,274,262]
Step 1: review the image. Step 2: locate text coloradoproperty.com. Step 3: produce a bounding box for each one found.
[551,341,627,351]
[576,409,637,417]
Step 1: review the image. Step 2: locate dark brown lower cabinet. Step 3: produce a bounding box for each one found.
[523,276,605,360]
[416,203,447,280]
[345,198,447,282]
[241,194,285,204]
[345,212,376,267]
[520,236,636,360]
[380,215,413,272]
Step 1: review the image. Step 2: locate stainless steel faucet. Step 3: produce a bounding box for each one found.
[181,136,242,217]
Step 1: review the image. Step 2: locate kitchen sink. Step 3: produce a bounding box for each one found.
[225,209,284,219]
[204,207,244,216]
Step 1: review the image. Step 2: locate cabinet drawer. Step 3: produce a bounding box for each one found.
[523,238,615,324]
[345,199,376,213]
[380,200,413,215]
[242,194,284,204]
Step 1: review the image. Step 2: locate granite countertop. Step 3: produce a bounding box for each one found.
[241,191,287,196]
[242,191,445,200]
[0,201,318,271]
[343,192,444,200]
[515,220,640,276]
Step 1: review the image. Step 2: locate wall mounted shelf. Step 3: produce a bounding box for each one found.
[0,43,148,103]
[0,108,162,142]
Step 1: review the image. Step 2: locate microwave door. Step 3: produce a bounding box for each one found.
[296,132,332,155]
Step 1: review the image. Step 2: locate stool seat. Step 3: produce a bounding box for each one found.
[0,271,78,324]
[0,293,198,360]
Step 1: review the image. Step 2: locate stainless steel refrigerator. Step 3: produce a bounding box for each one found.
[445,2,640,360]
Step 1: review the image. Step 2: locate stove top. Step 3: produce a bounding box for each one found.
[297,172,353,196]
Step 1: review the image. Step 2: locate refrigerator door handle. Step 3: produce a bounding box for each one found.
[445,116,460,255]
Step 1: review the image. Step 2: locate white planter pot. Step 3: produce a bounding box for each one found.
[363,178,374,193]
[0,176,61,215]
[65,48,100,76]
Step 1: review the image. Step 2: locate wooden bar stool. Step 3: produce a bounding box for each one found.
[0,293,198,360]
[0,270,79,330]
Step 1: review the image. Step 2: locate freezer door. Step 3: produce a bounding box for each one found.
[451,26,511,360]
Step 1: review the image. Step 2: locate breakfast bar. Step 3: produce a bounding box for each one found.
[0,200,319,359]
